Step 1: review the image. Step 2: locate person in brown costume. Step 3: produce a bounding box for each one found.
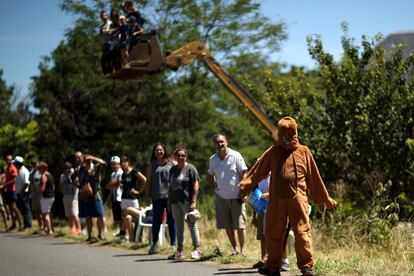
[239,117,337,276]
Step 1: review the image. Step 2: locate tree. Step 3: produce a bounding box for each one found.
[31,0,287,185]
[307,24,414,198]
[0,69,14,127]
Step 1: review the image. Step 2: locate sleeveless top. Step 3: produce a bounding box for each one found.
[42,173,55,198]
[121,169,140,199]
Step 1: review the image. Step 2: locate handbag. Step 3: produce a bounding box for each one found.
[79,183,93,200]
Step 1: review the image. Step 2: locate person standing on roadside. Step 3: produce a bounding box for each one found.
[38,162,55,235]
[74,151,87,234]
[75,155,106,241]
[14,156,32,230]
[29,157,43,232]
[145,143,176,254]
[105,156,124,237]
[60,161,80,235]
[168,147,201,261]
[208,134,248,255]
[0,167,9,230]
[1,154,21,231]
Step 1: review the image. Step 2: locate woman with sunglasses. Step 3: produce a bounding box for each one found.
[168,147,201,260]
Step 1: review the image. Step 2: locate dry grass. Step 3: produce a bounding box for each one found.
[15,205,414,275]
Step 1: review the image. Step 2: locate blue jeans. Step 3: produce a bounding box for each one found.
[152,198,176,245]
[17,194,32,228]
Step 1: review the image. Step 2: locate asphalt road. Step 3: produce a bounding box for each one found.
[0,232,285,276]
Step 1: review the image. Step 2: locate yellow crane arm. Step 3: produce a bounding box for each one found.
[165,41,278,141]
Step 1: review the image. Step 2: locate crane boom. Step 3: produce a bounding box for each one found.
[165,41,278,141]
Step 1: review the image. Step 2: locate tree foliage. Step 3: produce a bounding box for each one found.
[31,0,287,187]
[307,24,414,198]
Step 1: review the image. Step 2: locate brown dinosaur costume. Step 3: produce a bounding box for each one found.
[239,117,336,275]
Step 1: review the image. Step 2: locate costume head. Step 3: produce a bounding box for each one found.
[277,117,299,150]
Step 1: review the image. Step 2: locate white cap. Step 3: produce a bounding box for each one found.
[12,156,24,164]
[110,156,120,163]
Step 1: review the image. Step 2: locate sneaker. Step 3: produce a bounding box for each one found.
[174,251,185,261]
[168,251,184,260]
[120,235,129,242]
[281,259,290,271]
[301,269,314,276]
[191,250,201,260]
[148,244,158,255]
[252,261,265,269]
[112,229,121,237]
[230,251,240,256]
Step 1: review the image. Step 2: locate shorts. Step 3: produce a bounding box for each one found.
[31,195,42,213]
[63,196,79,217]
[121,198,139,210]
[40,197,55,213]
[112,201,122,221]
[79,198,105,218]
[214,194,246,229]
[256,211,265,240]
[0,193,5,212]
[5,191,18,205]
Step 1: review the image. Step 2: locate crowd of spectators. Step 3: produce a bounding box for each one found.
[2,129,326,274]
[0,134,254,264]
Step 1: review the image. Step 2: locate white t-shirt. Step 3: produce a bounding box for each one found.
[258,176,270,194]
[208,148,247,199]
[16,165,30,194]
[111,168,123,202]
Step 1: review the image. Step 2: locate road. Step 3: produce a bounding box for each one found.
[0,232,296,276]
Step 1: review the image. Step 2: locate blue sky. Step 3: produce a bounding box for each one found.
[0,0,413,100]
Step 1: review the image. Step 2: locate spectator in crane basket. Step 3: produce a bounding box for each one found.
[117,15,131,66]
[123,0,145,26]
[109,8,122,71]
[99,10,112,75]
[128,16,144,52]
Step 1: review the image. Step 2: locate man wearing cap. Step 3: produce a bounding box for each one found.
[14,156,32,229]
[239,117,337,276]
[106,156,124,237]
[208,134,248,255]
[1,154,21,230]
